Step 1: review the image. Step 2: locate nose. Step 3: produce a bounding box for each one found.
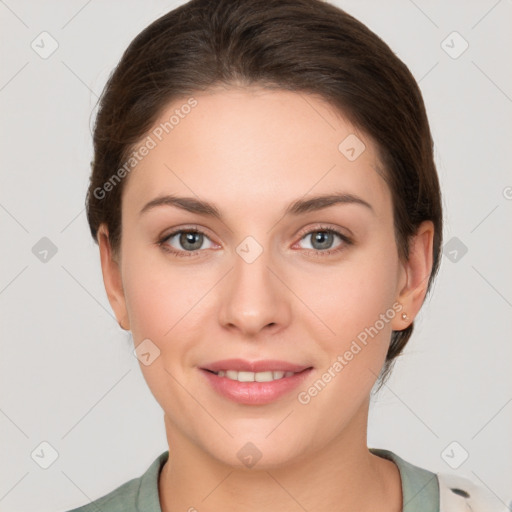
[218,243,291,337]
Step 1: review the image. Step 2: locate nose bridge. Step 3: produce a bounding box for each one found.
[219,235,289,335]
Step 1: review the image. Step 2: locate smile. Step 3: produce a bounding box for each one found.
[213,370,296,382]
[199,360,313,405]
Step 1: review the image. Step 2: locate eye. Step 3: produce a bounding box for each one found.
[158,228,215,256]
[295,226,352,256]
[157,225,352,258]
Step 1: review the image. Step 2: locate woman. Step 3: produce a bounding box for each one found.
[68,0,507,510]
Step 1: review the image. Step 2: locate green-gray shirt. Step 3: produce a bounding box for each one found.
[67,448,439,512]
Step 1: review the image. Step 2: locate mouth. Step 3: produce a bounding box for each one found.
[199,359,313,405]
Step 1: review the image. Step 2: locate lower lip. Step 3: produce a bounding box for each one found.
[200,368,313,405]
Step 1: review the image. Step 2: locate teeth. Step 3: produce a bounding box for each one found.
[215,370,296,382]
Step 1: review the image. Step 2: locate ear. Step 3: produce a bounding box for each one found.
[97,224,130,331]
[391,220,435,331]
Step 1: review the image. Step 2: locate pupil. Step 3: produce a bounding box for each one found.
[313,231,332,250]
[181,232,202,250]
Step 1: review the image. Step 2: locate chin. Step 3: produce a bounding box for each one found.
[201,432,310,471]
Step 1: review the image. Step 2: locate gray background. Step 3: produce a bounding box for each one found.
[1,0,511,510]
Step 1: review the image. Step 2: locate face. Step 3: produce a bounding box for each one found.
[99,86,432,469]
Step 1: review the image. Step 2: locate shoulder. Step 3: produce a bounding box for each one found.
[438,471,511,512]
[371,447,439,511]
[65,477,141,512]
[370,447,511,512]
[64,451,169,512]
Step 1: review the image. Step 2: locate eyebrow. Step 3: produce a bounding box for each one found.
[139,192,374,219]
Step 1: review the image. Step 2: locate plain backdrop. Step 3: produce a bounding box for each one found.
[0,0,511,510]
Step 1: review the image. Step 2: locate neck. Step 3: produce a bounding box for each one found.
[158,399,402,512]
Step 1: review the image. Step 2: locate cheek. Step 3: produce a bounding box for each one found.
[120,240,192,342]
[307,241,398,331]
[120,242,220,376]
[290,240,400,431]
[123,271,172,341]
[120,248,203,400]
[293,235,400,376]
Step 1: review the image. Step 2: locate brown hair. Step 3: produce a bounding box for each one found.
[86,0,443,390]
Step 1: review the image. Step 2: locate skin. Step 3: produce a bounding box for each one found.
[98,86,434,512]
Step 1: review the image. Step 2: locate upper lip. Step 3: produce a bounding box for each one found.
[201,359,312,373]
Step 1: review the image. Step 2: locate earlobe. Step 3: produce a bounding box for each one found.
[392,221,435,331]
[97,224,130,331]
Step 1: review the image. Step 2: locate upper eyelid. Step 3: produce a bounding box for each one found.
[296,224,350,239]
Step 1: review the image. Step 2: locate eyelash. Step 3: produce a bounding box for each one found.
[156,225,353,258]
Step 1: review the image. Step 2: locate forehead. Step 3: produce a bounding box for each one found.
[122,87,390,219]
